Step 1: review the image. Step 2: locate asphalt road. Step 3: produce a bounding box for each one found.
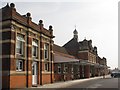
[61,77,119,90]
[15,76,120,90]
[67,77,118,88]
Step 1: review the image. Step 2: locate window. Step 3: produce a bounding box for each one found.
[16,60,24,71]
[32,39,38,58]
[64,64,67,73]
[44,44,49,60]
[16,34,25,55]
[44,63,49,71]
[58,64,61,74]
[71,65,73,73]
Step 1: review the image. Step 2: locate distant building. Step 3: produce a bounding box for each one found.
[53,44,80,81]
[54,28,109,81]
[1,3,54,89]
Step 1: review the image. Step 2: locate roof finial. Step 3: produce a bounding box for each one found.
[7,3,9,7]
[75,25,76,30]
[73,25,78,41]
[10,3,15,8]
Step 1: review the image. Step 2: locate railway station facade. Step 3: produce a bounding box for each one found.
[1,3,109,89]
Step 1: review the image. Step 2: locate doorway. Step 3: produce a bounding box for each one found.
[32,62,37,85]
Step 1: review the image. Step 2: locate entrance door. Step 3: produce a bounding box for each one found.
[32,62,37,85]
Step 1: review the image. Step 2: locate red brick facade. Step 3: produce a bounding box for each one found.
[1,3,109,89]
[54,28,109,82]
[1,3,54,89]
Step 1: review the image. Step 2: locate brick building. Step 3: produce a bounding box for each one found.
[53,44,80,82]
[1,3,54,89]
[63,29,108,78]
[1,3,109,89]
[53,28,108,81]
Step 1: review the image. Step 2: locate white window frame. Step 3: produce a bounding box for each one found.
[32,39,38,58]
[44,63,49,72]
[16,60,23,71]
[64,64,67,73]
[44,43,49,60]
[16,34,25,55]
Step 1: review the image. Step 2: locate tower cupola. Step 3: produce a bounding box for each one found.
[73,28,78,41]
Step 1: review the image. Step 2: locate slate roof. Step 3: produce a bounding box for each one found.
[53,44,80,63]
[53,44,69,55]
[63,38,80,58]
[54,53,79,63]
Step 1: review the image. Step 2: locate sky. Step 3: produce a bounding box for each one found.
[1,0,119,69]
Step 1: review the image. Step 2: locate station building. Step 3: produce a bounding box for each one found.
[1,3,54,88]
[1,3,109,89]
[53,29,108,81]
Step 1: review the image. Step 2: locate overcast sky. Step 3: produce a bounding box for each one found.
[1,0,119,69]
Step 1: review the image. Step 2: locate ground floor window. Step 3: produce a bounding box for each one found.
[44,63,49,71]
[16,60,24,71]
[58,64,61,74]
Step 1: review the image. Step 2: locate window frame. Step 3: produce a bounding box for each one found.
[63,64,67,73]
[16,60,24,72]
[16,34,25,56]
[44,43,49,60]
[44,63,49,72]
[58,64,61,74]
[32,39,38,58]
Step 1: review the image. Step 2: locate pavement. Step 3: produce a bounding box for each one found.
[31,75,110,88]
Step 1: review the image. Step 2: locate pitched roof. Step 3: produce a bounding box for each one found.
[53,44,69,55]
[63,38,80,57]
[54,53,79,63]
[53,44,79,63]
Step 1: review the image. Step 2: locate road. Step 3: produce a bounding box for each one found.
[61,77,119,90]
[16,76,119,90]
